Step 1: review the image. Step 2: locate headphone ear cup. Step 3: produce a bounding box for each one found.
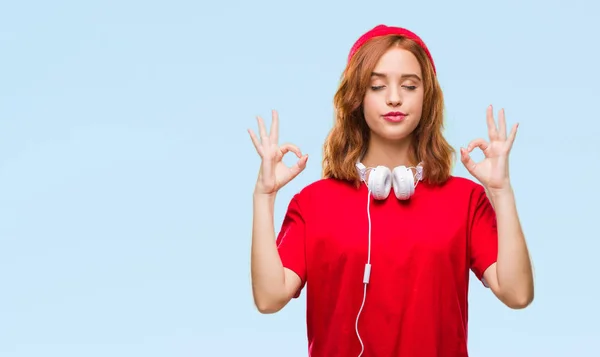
[392,166,415,200]
[368,166,392,200]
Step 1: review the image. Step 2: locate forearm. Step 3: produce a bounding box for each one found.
[250,193,287,312]
[490,186,534,307]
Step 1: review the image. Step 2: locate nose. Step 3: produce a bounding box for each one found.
[386,87,402,107]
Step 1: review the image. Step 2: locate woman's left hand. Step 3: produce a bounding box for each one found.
[460,105,518,193]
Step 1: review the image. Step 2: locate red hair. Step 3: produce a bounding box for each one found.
[322,35,455,187]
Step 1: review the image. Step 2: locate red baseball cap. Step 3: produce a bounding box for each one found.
[347,24,436,74]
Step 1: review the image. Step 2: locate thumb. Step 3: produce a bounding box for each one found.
[460,147,477,174]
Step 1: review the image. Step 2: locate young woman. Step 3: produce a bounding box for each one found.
[248,24,534,357]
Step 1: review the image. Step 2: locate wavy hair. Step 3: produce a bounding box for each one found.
[322,35,455,187]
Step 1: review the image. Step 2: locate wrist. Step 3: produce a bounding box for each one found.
[486,184,515,203]
[253,191,277,203]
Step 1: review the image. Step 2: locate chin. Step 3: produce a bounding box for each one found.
[371,125,413,140]
[372,129,412,143]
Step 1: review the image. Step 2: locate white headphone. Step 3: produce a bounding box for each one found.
[352,161,424,357]
[355,162,424,200]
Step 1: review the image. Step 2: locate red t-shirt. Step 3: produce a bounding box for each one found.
[276,176,498,357]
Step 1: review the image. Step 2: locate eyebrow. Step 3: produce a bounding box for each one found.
[371,72,422,82]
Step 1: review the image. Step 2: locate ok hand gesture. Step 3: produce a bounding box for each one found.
[460,105,518,194]
[248,110,309,196]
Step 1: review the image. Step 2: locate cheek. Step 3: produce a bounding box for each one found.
[362,95,378,118]
[409,93,424,115]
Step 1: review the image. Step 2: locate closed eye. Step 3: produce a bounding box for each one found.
[371,85,417,91]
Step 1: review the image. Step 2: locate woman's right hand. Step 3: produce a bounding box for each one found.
[248,110,309,196]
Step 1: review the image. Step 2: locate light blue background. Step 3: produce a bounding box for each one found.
[1,1,598,356]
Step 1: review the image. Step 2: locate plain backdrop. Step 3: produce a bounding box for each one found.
[1,0,599,356]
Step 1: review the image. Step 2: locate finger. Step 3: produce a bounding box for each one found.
[486,105,498,140]
[498,108,507,140]
[287,154,309,180]
[459,147,477,173]
[507,123,519,149]
[248,129,263,156]
[261,152,274,183]
[270,109,279,145]
[256,116,268,142]
[467,138,490,154]
[279,143,302,158]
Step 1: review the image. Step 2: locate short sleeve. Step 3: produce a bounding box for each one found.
[276,193,307,298]
[469,185,498,287]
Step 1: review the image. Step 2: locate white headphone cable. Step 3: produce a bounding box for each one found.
[355,186,372,357]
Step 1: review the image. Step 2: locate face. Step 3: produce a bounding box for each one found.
[363,46,424,143]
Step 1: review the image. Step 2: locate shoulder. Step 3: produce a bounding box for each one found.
[295,177,356,195]
[429,175,486,195]
[421,175,488,208]
[288,178,358,208]
[302,177,355,193]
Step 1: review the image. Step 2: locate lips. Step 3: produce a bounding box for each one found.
[383,111,407,122]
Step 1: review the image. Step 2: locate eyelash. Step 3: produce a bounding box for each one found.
[371,85,417,91]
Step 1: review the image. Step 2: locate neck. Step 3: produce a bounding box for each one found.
[361,133,414,169]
